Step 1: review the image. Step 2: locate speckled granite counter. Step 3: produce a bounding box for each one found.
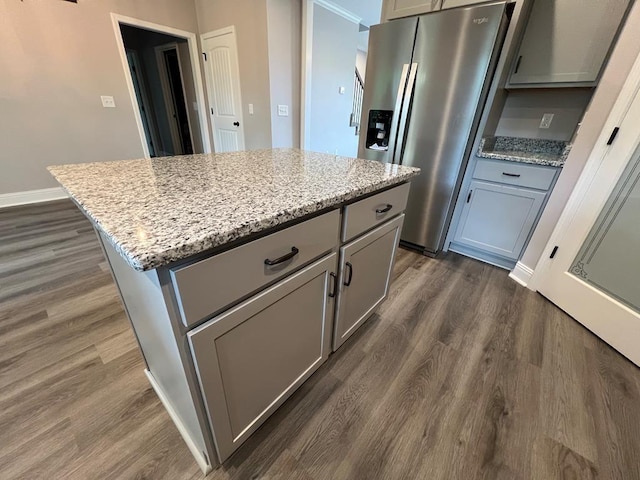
[49,148,419,271]
[478,136,570,167]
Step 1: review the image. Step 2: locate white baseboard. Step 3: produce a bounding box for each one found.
[509,261,535,290]
[145,369,213,475]
[0,187,68,209]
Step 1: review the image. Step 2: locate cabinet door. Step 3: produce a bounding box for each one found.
[333,215,404,351]
[509,0,629,86]
[441,0,487,9]
[453,180,545,259]
[383,0,441,21]
[188,253,337,462]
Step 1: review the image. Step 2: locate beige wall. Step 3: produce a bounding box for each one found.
[195,0,273,151]
[521,1,640,273]
[266,0,301,148]
[0,0,200,194]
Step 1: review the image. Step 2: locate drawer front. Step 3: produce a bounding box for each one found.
[171,209,340,327]
[342,183,410,242]
[473,158,557,191]
[188,253,336,462]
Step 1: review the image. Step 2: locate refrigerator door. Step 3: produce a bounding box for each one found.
[399,3,507,253]
[357,17,418,164]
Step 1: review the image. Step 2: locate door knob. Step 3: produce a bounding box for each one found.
[233,121,240,127]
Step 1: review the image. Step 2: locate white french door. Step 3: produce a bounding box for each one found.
[201,26,245,152]
[534,55,640,366]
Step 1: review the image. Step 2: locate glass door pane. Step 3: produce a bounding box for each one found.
[569,142,640,312]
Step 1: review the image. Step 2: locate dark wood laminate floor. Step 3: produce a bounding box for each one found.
[1,200,640,480]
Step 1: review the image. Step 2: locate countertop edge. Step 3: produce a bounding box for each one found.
[58,170,419,272]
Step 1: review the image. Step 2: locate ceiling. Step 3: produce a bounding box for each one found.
[328,0,383,28]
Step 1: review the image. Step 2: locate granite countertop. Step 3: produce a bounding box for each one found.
[49,148,420,271]
[478,136,571,167]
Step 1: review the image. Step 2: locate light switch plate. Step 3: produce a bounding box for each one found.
[277,104,288,117]
[101,96,116,108]
[248,103,254,115]
[338,86,345,95]
[540,113,554,129]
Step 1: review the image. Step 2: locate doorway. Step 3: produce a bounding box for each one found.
[156,43,195,155]
[111,14,212,157]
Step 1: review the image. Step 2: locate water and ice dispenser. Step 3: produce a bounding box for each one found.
[365,110,393,151]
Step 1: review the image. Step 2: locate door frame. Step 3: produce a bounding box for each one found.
[155,42,194,155]
[300,0,362,150]
[200,25,246,152]
[529,50,640,292]
[111,13,212,157]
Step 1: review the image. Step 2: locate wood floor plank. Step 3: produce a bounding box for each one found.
[2,200,640,479]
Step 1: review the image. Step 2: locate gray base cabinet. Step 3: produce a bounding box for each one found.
[453,179,545,259]
[188,253,337,462]
[333,215,404,350]
[508,0,630,87]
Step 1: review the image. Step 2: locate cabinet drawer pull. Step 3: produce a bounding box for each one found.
[328,272,337,298]
[375,204,393,214]
[264,247,299,266]
[344,262,353,286]
[502,172,521,178]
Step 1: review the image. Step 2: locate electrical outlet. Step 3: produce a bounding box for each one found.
[540,113,554,129]
[101,96,116,108]
[277,104,289,117]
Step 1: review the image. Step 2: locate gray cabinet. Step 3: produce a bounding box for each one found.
[441,0,487,9]
[188,253,337,462]
[333,215,404,350]
[382,0,441,21]
[453,180,545,259]
[508,0,629,86]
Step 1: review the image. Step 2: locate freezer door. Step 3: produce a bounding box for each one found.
[399,3,507,253]
[357,17,418,164]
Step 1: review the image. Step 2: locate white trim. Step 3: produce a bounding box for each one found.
[314,0,362,24]
[201,25,235,39]
[509,262,534,288]
[145,369,212,475]
[300,0,313,150]
[528,50,640,292]
[0,187,68,209]
[110,13,212,157]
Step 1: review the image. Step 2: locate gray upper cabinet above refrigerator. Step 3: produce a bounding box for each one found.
[381,0,490,21]
[382,0,442,21]
[507,0,630,87]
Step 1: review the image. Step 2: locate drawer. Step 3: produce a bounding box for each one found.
[171,209,340,327]
[473,158,557,191]
[342,183,410,242]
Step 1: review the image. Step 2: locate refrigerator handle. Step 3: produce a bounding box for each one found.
[393,62,418,165]
[388,63,410,164]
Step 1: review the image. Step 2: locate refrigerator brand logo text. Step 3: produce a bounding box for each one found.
[473,17,489,24]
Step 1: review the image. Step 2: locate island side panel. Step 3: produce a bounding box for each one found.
[98,232,216,472]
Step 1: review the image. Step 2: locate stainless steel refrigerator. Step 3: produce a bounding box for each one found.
[358,2,509,255]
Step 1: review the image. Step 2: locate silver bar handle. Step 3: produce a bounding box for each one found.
[388,63,410,164]
[393,63,418,165]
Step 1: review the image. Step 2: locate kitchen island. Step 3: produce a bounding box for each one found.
[48,148,419,473]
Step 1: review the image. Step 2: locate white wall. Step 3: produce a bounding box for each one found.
[356,49,367,80]
[521,1,640,273]
[0,0,200,195]
[308,4,359,157]
[267,0,301,148]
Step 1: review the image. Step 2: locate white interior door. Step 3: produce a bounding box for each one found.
[201,27,245,152]
[535,67,640,366]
